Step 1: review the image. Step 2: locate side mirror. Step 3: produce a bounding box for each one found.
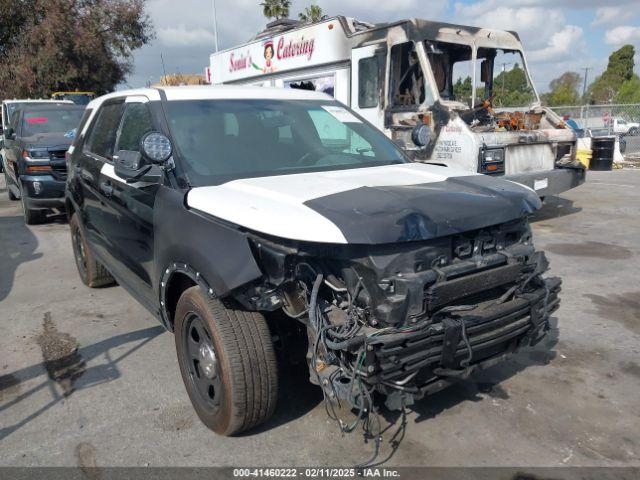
[5,127,15,140]
[113,150,161,183]
[140,131,172,164]
[411,124,433,148]
[480,60,489,83]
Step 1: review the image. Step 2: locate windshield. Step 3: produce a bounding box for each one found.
[165,99,407,186]
[22,108,84,136]
[426,41,537,108]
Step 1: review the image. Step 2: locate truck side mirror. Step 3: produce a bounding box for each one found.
[5,127,15,140]
[480,60,489,83]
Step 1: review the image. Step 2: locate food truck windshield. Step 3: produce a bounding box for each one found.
[423,40,539,108]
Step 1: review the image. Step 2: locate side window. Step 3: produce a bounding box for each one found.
[73,109,93,146]
[284,74,335,97]
[115,103,154,152]
[359,57,379,108]
[86,102,124,160]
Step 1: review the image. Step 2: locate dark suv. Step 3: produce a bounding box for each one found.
[66,86,560,436]
[3,103,84,223]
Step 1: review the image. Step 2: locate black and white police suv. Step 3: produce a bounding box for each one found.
[65,86,560,436]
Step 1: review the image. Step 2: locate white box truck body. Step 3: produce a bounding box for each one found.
[209,17,585,196]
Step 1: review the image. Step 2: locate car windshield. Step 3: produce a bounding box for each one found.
[165,99,407,186]
[22,108,84,136]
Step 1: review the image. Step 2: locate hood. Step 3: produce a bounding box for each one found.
[21,132,73,150]
[187,163,541,244]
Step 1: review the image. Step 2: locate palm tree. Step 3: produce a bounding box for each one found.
[261,0,291,20]
[298,5,327,23]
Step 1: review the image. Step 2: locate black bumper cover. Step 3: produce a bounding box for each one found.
[364,276,561,398]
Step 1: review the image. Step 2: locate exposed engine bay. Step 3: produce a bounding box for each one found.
[240,217,560,420]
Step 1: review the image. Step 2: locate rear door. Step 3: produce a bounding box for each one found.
[78,99,125,262]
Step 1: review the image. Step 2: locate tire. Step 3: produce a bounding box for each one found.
[629,127,638,136]
[69,212,115,287]
[6,173,18,200]
[19,184,42,225]
[174,286,278,436]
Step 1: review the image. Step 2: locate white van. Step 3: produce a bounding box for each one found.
[209,17,585,197]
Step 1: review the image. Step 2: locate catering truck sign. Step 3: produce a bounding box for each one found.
[211,21,350,83]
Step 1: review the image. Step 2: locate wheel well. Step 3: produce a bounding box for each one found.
[165,272,197,330]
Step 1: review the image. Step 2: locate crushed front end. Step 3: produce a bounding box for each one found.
[243,216,560,411]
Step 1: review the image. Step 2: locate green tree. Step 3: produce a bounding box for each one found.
[0,0,153,98]
[588,44,635,104]
[261,0,291,20]
[453,76,472,103]
[544,71,581,106]
[298,5,326,23]
[614,75,640,104]
[493,63,535,107]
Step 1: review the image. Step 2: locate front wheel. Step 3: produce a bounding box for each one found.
[6,173,18,200]
[19,184,42,225]
[629,127,638,136]
[174,287,278,436]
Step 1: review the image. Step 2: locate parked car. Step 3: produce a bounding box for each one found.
[611,117,640,136]
[51,91,96,105]
[3,103,85,223]
[2,99,73,175]
[66,86,560,435]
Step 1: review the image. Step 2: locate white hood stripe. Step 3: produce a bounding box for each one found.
[186,163,472,243]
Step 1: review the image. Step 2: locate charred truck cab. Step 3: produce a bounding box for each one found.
[67,86,560,436]
[209,16,585,198]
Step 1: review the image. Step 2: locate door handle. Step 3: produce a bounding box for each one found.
[100,180,114,197]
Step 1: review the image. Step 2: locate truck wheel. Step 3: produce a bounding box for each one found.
[629,127,638,136]
[20,186,42,225]
[174,287,278,436]
[6,174,18,200]
[70,213,115,287]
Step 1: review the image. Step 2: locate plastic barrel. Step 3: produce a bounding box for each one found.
[590,137,614,171]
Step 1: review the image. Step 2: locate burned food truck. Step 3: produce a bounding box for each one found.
[209,17,585,197]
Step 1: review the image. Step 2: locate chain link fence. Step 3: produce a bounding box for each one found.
[548,104,640,160]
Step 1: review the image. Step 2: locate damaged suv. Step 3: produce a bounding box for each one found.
[66,86,560,435]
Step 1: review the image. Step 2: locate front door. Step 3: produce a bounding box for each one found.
[99,98,158,307]
[350,45,386,129]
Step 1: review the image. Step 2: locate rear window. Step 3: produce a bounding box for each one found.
[22,108,84,136]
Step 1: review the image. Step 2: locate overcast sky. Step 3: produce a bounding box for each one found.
[126,0,640,92]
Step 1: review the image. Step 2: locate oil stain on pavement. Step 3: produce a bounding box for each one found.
[584,292,640,335]
[544,241,633,260]
[35,312,86,396]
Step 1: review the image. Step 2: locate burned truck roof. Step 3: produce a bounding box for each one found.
[252,15,524,50]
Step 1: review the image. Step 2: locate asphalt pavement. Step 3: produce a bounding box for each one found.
[1,171,639,467]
